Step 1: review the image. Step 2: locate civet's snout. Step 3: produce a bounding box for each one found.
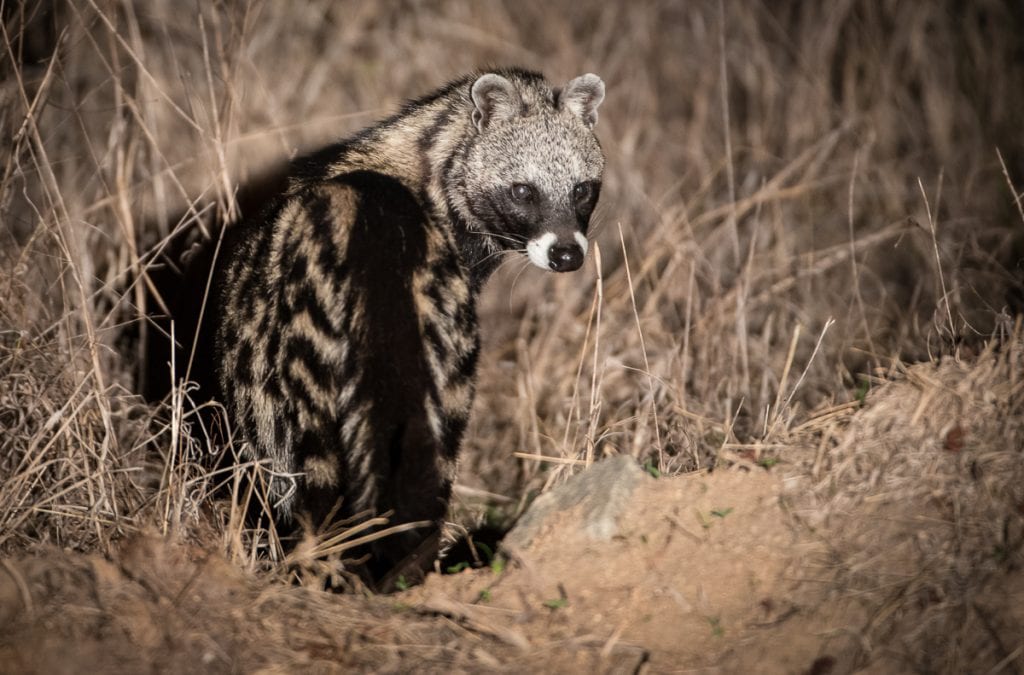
[526,231,589,273]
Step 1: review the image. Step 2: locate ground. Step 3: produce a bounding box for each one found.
[1,470,828,674]
[3,354,1022,673]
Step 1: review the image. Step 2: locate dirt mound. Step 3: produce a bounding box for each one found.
[411,469,812,672]
[0,472,807,674]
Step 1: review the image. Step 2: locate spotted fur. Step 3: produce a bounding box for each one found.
[212,68,605,577]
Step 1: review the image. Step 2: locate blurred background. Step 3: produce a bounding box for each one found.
[1,0,1022,550]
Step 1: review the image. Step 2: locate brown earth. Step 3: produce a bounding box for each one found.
[3,353,1021,673]
[0,472,826,674]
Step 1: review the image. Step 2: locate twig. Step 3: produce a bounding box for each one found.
[618,223,664,465]
[917,175,956,343]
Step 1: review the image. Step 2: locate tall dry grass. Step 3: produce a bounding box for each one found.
[0,0,1021,562]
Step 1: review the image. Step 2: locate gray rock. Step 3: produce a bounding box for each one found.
[502,454,650,551]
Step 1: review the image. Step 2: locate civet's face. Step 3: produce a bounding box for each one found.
[466,72,605,272]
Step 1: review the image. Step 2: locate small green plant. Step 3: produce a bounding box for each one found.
[707,616,724,637]
[394,576,409,591]
[474,541,494,564]
[854,377,870,404]
[446,561,470,574]
[696,507,734,529]
[758,457,779,468]
[478,589,492,602]
[543,598,568,610]
[643,460,661,478]
[490,556,505,575]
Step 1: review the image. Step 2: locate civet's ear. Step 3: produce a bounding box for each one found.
[471,74,523,132]
[559,73,605,128]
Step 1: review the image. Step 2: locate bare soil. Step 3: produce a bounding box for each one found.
[0,471,817,674]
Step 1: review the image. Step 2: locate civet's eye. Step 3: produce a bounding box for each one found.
[573,182,592,202]
[511,183,534,202]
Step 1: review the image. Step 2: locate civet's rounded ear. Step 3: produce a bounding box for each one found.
[471,74,523,132]
[559,73,605,128]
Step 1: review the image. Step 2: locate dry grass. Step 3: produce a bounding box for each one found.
[779,333,1024,671]
[0,0,1023,669]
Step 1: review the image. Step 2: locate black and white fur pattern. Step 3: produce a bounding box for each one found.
[211,68,605,578]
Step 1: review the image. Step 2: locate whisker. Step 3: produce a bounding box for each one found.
[508,257,535,305]
[587,216,607,241]
[466,230,526,246]
[472,247,525,270]
[493,251,527,276]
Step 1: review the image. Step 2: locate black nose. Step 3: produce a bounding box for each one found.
[548,243,584,272]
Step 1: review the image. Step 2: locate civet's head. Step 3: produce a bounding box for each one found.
[462,69,605,273]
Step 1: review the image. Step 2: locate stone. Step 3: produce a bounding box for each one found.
[502,454,650,551]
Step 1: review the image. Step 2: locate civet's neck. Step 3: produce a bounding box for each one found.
[302,83,503,291]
